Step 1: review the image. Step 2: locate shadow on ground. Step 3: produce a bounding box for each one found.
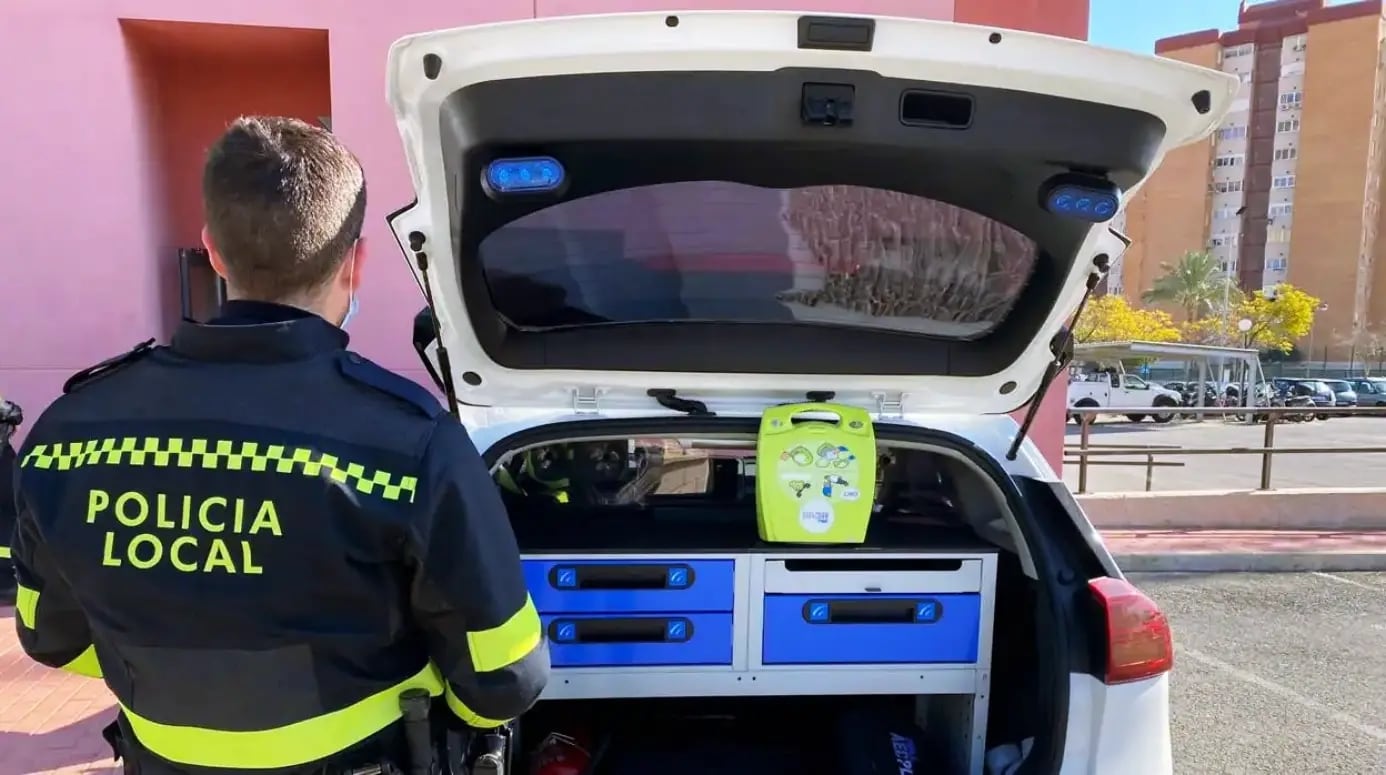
[0,709,118,774]
[1064,421,1168,437]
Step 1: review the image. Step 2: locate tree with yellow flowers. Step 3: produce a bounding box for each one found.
[1177,283,1320,352]
[1073,295,1182,344]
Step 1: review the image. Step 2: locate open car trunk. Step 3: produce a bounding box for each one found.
[384,11,1236,773]
[480,417,1059,774]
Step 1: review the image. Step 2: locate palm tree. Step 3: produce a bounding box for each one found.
[1141,249,1235,321]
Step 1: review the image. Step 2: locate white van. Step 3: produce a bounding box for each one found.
[385,13,1235,774]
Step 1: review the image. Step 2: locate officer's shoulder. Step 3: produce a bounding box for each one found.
[336,351,445,420]
[63,338,159,395]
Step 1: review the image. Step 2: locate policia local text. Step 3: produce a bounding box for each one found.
[87,488,282,574]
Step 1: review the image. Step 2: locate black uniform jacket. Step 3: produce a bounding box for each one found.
[10,302,549,772]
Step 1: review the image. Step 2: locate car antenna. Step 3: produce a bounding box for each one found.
[647,389,715,416]
[1005,257,1109,461]
[406,230,460,420]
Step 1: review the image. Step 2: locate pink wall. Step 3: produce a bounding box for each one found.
[0,0,1083,470]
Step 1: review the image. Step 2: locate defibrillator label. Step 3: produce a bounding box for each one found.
[85,488,283,575]
[798,499,835,534]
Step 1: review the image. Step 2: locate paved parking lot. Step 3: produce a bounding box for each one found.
[1137,571,1386,774]
[1064,416,1386,492]
[3,572,1384,773]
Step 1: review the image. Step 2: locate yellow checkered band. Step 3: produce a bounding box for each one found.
[21,438,419,502]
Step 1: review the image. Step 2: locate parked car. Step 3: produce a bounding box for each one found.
[1068,369,1183,424]
[386,13,1236,774]
[1318,379,1358,408]
[1273,379,1335,419]
[1256,381,1317,423]
[1351,378,1386,407]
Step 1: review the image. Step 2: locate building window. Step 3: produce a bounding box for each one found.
[1279,91,1303,109]
[1267,257,1288,271]
[1213,206,1238,220]
[1273,147,1298,161]
[1219,259,1240,273]
[1268,203,1294,218]
[1217,125,1248,141]
[1267,227,1291,243]
[1290,35,1307,53]
[1281,61,1305,76]
[1212,180,1245,194]
[1214,154,1245,168]
[1273,175,1296,189]
[1277,118,1300,133]
[1225,44,1253,58]
[1241,72,1253,84]
[1210,235,1240,248]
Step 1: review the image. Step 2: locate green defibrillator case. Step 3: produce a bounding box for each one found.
[755,402,877,544]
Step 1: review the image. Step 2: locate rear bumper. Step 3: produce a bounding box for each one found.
[1059,673,1171,775]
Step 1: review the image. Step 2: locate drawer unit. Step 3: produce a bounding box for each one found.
[524,559,736,614]
[760,593,982,665]
[756,555,990,667]
[543,613,735,667]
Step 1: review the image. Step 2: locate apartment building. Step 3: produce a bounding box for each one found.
[1121,0,1386,356]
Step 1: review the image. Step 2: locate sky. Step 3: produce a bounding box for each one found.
[1089,0,1356,54]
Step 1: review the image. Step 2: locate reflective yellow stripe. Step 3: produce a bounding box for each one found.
[467,596,542,673]
[15,584,38,630]
[0,545,11,559]
[21,439,418,502]
[122,663,445,770]
[443,686,506,729]
[62,645,103,678]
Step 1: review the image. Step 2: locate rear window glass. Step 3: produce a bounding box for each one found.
[476,181,1039,338]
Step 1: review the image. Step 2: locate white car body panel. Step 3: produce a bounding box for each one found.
[1061,674,1173,774]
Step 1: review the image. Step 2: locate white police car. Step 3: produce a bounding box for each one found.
[386,12,1236,774]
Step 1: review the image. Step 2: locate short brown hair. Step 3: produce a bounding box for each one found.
[202,116,367,301]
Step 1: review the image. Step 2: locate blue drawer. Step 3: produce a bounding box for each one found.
[761,594,981,665]
[543,613,734,667]
[524,559,735,614]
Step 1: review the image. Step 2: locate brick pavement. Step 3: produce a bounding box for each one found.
[0,607,117,775]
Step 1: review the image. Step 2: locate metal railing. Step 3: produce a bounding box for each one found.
[1064,405,1386,494]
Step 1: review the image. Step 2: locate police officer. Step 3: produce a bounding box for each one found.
[10,116,549,774]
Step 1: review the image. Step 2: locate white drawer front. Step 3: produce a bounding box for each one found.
[761,558,983,594]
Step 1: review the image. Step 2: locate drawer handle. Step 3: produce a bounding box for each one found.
[783,559,963,572]
[549,617,693,644]
[548,564,695,591]
[801,598,943,625]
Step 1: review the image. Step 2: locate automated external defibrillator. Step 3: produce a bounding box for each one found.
[480,402,998,775]
[755,402,877,544]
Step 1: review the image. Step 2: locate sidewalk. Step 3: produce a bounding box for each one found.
[1106,529,1386,572]
[4,529,1386,772]
[0,611,117,775]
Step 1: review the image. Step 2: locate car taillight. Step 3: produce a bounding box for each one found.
[1089,576,1173,685]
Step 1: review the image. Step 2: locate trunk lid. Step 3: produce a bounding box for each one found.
[385,11,1235,415]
